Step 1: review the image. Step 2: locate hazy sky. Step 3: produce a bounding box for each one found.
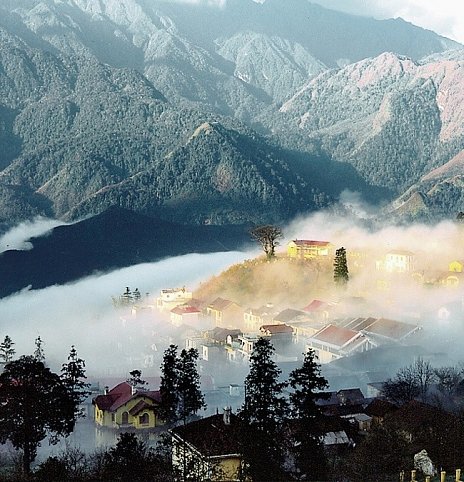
[190,0,464,44]
[308,0,464,44]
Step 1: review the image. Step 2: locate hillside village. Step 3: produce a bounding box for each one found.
[82,232,464,480]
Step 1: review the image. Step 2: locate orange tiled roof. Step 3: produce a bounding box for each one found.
[312,324,360,347]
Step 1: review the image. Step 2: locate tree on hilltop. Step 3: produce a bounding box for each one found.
[250,225,283,260]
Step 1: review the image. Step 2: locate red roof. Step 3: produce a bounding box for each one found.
[260,324,293,335]
[292,240,330,246]
[208,297,237,311]
[302,300,327,312]
[93,381,161,412]
[312,325,360,347]
[171,305,201,315]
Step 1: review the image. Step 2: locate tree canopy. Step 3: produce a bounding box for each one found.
[241,337,288,481]
[159,345,205,425]
[0,355,84,474]
[250,225,283,260]
[334,246,349,286]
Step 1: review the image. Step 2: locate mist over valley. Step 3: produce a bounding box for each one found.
[1,1,464,479]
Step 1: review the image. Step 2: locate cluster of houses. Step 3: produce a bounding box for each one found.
[89,238,464,479]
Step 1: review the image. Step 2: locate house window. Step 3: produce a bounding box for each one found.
[139,413,149,425]
[121,411,129,425]
[111,413,115,422]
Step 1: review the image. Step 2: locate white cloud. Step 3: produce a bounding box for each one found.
[0,250,252,374]
[0,217,67,253]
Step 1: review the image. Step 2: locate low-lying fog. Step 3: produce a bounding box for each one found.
[2,206,464,374]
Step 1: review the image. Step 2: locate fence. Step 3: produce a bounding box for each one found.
[400,469,462,482]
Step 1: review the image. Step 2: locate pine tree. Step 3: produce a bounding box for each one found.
[241,337,289,481]
[288,349,329,480]
[61,345,91,420]
[177,348,206,423]
[0,335,15,363]
[159,346,205,425]
[121,287,133,305]
[334,246,349,286]
[159,345,180,425]
[34,336,45,362]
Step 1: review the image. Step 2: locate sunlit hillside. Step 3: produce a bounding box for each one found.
[194,254,335,310]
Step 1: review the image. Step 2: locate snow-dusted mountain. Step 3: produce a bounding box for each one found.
[279,50,464,198]
[0,0,463,227]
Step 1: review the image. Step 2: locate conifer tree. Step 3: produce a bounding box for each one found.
[121,287,133,305]
[133,288,141,301]
[159,345,180,425]
[334,246,349,286]
[34,335,45,362]
[288,349,329,480]
[61,345,91,420]
[241,337,288,481]
[159,345,205,425]
[0,335,15,363]
[177,348,206,423]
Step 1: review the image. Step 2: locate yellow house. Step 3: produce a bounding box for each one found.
[93,382,162,430]
[206,297,243,328]
[287,239,332,259]
[170,410,243,481]
[449,260,464,273]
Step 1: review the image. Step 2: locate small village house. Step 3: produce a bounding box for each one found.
[287,239,333,259]
[207,297,244,328]
[93,382,162,430]
[376,250,415,273]
[156,287,193,312]
[170,304,202,327]
[170,409,243,481]
[244,304,278,332]
[306,325,371,363]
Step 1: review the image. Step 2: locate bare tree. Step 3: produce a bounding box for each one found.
[250,225,283,260]
[382,358,435,404]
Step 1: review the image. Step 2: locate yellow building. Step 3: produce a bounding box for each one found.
[93,382,162,430]
[206,297,243,328]
[287,239,332,259]
[449,260,464,273]
[170,410,243,481]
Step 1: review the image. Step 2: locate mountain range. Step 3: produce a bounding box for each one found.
[0,0,463,233]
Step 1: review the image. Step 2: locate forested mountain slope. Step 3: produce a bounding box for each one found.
[279,51,464,202]
[0,0,463,228]
[0,28,369,227]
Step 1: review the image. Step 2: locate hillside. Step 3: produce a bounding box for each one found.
[279,51,464,199]
[1,0,457,121]
[194,254,334,310]
[388,150,464,221]
[0,207,251,298]
[0,28,353,227]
